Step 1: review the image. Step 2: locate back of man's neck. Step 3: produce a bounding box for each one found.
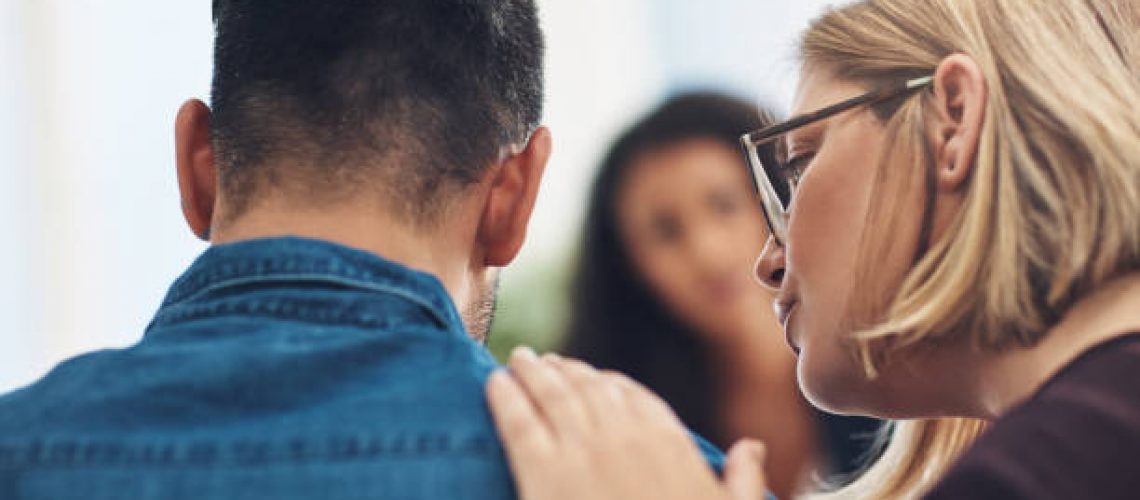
[209,203,473,305]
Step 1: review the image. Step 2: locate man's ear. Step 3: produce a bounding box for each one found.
[174,99,218,241]
[928,53,988,192]
[477,126,553,267]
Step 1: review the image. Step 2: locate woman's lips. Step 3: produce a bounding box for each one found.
[774,297,800,354]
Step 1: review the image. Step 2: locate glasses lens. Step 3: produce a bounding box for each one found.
[750,137,794,209]
[742,134,794,244]
[769,139,793,208]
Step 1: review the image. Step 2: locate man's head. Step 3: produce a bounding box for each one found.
[174,0,550,340]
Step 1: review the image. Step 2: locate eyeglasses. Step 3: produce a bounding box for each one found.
[739,75,933,246]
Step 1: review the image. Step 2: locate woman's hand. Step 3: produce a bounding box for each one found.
[486,347,770,500]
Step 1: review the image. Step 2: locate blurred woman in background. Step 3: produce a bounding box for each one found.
[562,93,879,498]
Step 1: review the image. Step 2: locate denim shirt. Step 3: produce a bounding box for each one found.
[0,237,724,499]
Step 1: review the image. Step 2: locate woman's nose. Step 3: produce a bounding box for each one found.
[753,236,786,291]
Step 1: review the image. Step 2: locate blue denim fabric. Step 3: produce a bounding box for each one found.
[0,237,724,499]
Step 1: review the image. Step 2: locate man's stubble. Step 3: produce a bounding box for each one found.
[462,270,501,345]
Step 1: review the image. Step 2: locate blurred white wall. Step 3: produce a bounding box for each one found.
[0,1,211,392]
[653,0,846,113]
[514,0,664,271]
[0,0,842,392]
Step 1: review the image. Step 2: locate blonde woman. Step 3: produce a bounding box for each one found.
[485,0,1140,498]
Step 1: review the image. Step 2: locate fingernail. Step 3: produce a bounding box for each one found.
[730,440,766,464]
[542,352,562,362]
[511,345,537,360]
[727,443,747,466]
[488,369,509,386]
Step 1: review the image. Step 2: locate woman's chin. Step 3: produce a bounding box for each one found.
[796,349,875,415]
[798,361,936,419]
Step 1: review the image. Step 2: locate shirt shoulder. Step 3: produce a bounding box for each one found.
[926,333,1140,500]
[0,325,516,500]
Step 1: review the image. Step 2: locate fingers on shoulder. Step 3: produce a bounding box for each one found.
[725,439,769,500]
[486,369,555,460]
[506,348,598,438]
[605,370,686,431]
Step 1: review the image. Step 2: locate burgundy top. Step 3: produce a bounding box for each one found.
[926,333,1140,499]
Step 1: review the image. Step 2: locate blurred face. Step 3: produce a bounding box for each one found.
[763,68,930,415]
[617,139,778,343]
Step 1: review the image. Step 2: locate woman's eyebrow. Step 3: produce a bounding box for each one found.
[786,124,824,152]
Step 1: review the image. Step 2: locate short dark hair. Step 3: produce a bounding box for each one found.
[209,0,544,223]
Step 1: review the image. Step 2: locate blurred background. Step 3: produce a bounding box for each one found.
[0,0,842,393]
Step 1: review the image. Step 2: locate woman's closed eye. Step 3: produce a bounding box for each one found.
[710,189,744,216]
[783,152,815,184]
[650,214,683,244]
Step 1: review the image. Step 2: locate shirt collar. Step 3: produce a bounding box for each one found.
[158,236,463,330]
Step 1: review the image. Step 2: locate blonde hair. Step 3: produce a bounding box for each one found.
[798,0,1140,497]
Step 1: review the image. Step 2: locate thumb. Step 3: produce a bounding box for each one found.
[724,439,769,500]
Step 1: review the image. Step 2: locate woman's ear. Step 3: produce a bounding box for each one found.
[928,53,988,192]
[477,126,553,267]
[174,99,218,241]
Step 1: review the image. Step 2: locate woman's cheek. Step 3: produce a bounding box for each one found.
[785,153,883,411]
[640,251,699,321]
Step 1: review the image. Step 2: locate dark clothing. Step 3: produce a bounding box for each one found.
[926,333,1140,499]
[817,413,882,477]
[0,237,725,500]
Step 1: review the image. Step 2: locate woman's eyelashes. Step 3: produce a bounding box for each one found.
[783,152,815,184]
[784,128,822,187]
